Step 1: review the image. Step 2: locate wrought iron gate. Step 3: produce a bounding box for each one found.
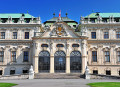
[70,51,82,73]
[39,51,50,72]
[54,51,66,73]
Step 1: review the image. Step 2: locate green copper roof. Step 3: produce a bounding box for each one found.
[85,13,120,18]
[0,13,34,18]
[46,17,76,22]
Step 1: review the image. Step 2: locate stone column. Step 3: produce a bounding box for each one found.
[33,43,39,73]
[50,56,54,73]
[66,56,70,73]
[82,39,87,74]
[50,42,54,73]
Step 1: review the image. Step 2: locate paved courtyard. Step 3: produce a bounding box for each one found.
[0,79,119,87]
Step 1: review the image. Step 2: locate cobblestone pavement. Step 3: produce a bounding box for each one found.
[0,79,119,87]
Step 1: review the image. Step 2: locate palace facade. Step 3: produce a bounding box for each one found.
[0,12,120,76]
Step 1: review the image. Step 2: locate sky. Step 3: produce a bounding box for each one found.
[0,0,120,23]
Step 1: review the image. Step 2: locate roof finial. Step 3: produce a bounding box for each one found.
[53,13,55,17]
[66,13,68,17]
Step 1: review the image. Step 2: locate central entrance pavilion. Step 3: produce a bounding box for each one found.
[32,22,88,74]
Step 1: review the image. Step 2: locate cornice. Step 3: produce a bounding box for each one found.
[0,40,32,43]
[32,36,88,40]
[87,39,120,43]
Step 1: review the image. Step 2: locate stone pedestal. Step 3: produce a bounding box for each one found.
[29,65,34,79]
[85,66,90,79]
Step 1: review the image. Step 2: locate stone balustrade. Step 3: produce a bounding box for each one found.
[0,17,41,24]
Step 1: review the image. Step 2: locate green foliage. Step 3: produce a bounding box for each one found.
[87,82,120,87]
[0,83,17,87]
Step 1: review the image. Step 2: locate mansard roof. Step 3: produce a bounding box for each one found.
[0,13,34,18]
[85,13,120,18]
[44,17,78,23]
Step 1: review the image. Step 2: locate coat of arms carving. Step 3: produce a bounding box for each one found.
[50,24,67,37]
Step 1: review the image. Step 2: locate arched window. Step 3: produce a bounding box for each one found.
[39,51,50,72]
[72,44,79,47]
[41,44,48,47]
[70,51,82,72]
[56,44,64,47]
[54,51,66,72]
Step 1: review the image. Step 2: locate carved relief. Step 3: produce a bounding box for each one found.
[110,44,116,48]
[90,47,98,51]
[50,24,67,37]
[103,47,111,51]
[97,44,103,48]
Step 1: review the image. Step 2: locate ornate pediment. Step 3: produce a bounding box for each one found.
[50,24,67,37]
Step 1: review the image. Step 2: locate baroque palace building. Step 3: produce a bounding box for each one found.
[0,12,120,76]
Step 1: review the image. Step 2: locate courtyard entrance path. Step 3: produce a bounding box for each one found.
[0,79,119,87]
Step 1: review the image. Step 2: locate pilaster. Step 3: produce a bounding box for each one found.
[50,56,54,73]
[66,56,70,73]
[82,39,87,74]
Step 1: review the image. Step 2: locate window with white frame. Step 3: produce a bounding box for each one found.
[1,32,5,39]
[25,32,29,39]
[92,51,97,62]
[0,51,4,62]
[117,51,120,62]
[13,32,17,39]
[23,51,29,62]
[104,32,109,39]
[116,32,120,39]
[11,51,16,62]
[105,51,110,62]
[91,32,96,39]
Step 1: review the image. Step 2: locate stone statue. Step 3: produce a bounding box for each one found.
[29,65,34,79]
[85,66,90,79]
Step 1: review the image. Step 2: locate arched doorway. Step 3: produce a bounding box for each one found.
[70,51,82,73]
[54,51,66,73]
[39,51,50,72]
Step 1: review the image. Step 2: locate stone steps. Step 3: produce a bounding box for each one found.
[34,73,84,79]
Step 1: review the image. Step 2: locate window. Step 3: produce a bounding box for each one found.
[106,70,111,75]
[0,70,2,75]
[13,32,17,39]
[72,44,79,47]
[25,32,29,39]
[1,32,5,39]
[41,44,48,47]
[90,19,95,23]
[102,19,107,22]
[104,32,109,39]
[91,32,96,39]
[56,44,64,47]
[116,32,120,39]
[117,51,120,62]
[92,51,97,62]
[23,70,28,74]
[73,25,76,28]
[23,51,29,62]
[105,51,110,62]
[11,51,16,62]
[93,70,98,75]
[10,70,15,75]
[0,51,4,62]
